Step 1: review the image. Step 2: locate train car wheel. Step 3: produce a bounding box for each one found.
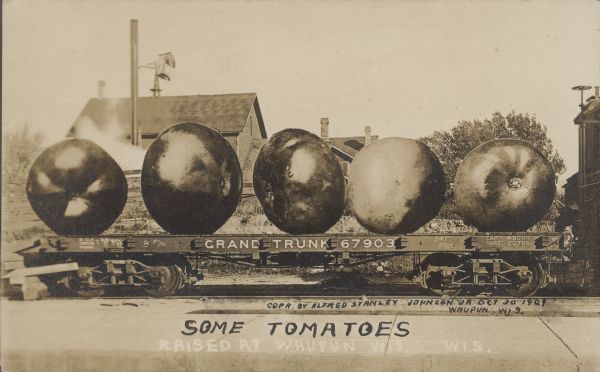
[64,268,106,298]
[421,253,464,297]
[503,257,545,297]
[145,265,181,297]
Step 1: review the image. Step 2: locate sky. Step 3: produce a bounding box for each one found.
[3,0,600,183]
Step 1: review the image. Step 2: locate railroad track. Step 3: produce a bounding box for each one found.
[42,283,593,299]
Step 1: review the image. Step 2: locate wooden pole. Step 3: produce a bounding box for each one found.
[130,19,139,146]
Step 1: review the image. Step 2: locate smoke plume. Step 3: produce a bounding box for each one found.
[72,115,145,171]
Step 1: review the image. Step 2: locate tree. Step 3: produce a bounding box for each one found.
[2,124,44,194]
[419,112,566,221]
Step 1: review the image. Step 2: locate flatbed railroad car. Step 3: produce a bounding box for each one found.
[16,231,570,298]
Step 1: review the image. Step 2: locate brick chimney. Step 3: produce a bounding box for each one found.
[97,80,106,99]
[364,126,372,145]
[320,118,329,141]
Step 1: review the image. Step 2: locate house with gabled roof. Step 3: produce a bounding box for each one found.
[318,118,378,177]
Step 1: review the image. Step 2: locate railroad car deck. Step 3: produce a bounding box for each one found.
[25,232,568,255]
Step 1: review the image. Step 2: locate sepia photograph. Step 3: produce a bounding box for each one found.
[2,1,600,371]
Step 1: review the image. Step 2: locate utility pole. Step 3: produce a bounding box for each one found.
[130,19,139,146]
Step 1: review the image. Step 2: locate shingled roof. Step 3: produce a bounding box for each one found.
[69,93,267,140]
[329,135,379,160]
